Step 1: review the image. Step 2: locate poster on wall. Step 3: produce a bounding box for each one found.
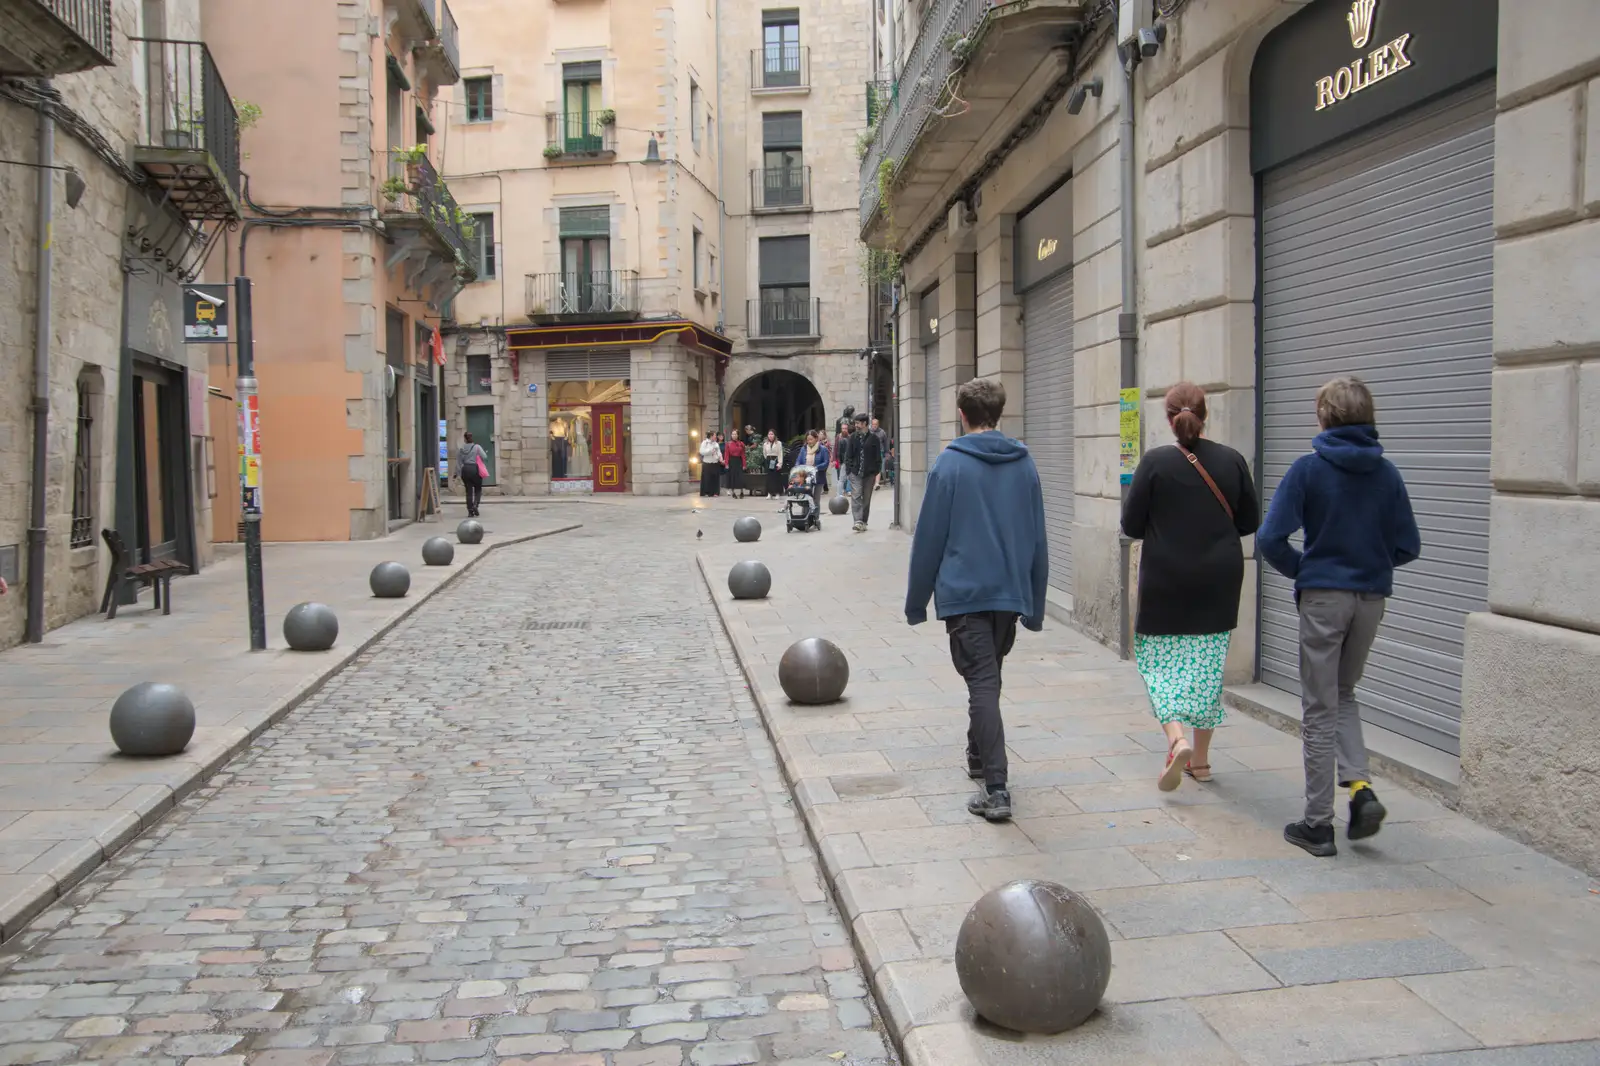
[1119,388,1141,486]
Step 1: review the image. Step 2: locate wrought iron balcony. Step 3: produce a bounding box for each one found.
[415,0,460,85]
[381,153,477,282]
[131,39,241,220]
[0,0,113,75]
[526,270,641,324]
[748,295,820,341]
[544,110,618,159]
[866,80,893,125]
[751,166,812,213]
[751,44,808,91]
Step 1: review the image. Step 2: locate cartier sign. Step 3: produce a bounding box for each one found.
[1314,0,1413,111]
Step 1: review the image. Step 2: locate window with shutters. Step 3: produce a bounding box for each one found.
[559,206,613,315]
[761,10,802,88]
[693,228,704,291]
[561,62,603,152]
[467,354,492,395]
[464,77,493,122]
[470,212,495,279]
[756,236,811,336]
[690,80,703,151]
[759,112,805,209]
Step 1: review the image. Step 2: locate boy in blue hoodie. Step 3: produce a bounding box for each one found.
[905,378,1049,823]
[1258,377,1421,857]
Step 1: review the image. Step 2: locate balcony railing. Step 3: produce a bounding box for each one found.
[526,270,641,322]
[383,154,475,276]
[545,111,618,158]
[751,166,812,213]
[866,80,893,125]
[0,0,114,75]
[749,295,820,340]
[131,38,241,220]
[860,0,991,227]
[751,44,809,91]
[415,0,460,84]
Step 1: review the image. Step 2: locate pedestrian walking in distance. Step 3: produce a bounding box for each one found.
[697,431,721,496]
[848,413,884,532]
[905,378,1048,823]
[1121,383,1260,793]
[1259,376,1420,857]
[457,432,488,517]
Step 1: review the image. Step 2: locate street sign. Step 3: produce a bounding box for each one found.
[183,284,229,342]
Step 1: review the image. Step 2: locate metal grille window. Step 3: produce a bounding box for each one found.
[467,354,492,395]
[464,76,493,121]
[70,381,93,549]
[471,212,495,278]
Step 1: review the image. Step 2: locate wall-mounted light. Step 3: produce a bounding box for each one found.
[1067,77,1104,115]
[644,135,662,164]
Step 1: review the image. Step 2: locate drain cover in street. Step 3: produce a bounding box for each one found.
[523,620,591,631]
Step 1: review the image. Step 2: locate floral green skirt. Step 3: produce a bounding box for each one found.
[1133,632,1230,730]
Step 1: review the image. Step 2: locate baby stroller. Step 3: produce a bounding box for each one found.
[784,464,822,532]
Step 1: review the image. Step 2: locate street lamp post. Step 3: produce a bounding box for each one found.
[234,276,267,650]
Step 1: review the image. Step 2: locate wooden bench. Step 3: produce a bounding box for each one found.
[100,528,187,619]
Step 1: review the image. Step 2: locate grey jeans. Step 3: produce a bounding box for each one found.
[852,473,876,525]
[948,611,1018,790]
[1298,589,1386,827]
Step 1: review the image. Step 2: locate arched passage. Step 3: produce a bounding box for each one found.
[728,369,825,447]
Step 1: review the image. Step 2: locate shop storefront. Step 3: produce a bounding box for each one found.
[547,349,633,493]
[1252,0,1498,754]
[1016,178,1075,597]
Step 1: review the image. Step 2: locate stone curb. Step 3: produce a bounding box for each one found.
[694,550,925,1066]
[0,523,583,944]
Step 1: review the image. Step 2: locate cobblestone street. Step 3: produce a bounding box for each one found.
[0,507,892,1066]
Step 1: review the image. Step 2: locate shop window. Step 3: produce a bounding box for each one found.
[464,76,493,122]
[467,353,492,395]
[71,377,94,548]
[549,378,632,484]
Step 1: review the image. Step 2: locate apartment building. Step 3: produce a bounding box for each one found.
[439,0,872,497]
[1,0,223,649]
[202,0,470,540]
[867,0,1600,873]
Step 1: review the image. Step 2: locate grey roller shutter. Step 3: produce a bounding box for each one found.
[1258,82,1495,755]
[924,343,940,476]
[547,349,632,380]
[1022,270,1074,595]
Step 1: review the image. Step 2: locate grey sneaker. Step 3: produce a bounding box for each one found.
[967,788,1012,823]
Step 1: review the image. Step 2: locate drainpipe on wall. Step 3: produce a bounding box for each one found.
[713,0,727,338]
[1116,42,1139,660]
[25,90,55,645]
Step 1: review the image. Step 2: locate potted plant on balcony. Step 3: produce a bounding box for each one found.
[596,108,616,127]
[543,144,564,161]
[380,176,410,203]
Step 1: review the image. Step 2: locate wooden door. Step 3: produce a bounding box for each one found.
[591,403,626,492]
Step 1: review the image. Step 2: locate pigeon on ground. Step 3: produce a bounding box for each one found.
[696,529,703,539]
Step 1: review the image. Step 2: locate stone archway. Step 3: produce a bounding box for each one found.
[728,369,825,446]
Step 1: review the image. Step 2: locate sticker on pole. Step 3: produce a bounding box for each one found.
[1119,387,1141,486]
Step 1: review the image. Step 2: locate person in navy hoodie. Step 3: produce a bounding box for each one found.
[1258,377,1421,857]
[905,377,1048,823]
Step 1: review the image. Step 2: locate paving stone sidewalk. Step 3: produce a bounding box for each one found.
[0,503,892,1066]
[0,505,577,944]
[698,501,1600,1066]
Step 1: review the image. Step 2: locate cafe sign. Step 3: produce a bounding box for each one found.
[1314,1,1414,111]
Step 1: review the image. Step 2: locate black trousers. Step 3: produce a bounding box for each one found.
[947,611,1018,790]
[462,473,483,514]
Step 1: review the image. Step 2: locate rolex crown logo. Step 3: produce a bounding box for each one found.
[1347,0,1377,49]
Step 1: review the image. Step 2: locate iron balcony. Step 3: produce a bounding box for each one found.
[130,38,242,221]
[526,270,641,324]
[0,0,114,75]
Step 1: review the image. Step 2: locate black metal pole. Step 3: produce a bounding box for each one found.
[235,275,267,650]
[24,94,54,644]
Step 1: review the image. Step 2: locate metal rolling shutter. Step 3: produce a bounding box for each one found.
[1022,271,1074,594]
[546,349,632,380]
[924,343,940,476]
[1258,82,1495,755]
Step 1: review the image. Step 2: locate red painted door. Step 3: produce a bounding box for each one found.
[592,403,626,492]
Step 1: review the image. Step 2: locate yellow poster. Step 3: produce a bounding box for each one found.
[244,455,261,489]
[1119,387,1141,485]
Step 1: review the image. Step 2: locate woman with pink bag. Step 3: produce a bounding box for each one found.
[457,431,489,518]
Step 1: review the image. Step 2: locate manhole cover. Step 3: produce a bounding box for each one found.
[523,620,591,631]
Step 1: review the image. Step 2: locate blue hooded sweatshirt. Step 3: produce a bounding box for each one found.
[905,431,1049,631]
[1257,424,1421,595]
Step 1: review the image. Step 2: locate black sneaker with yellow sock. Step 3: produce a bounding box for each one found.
[1347,782,1386,841]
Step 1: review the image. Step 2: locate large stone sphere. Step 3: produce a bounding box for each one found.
[954,879,1112,1034]
[369,561,411,598]
[456,518,484,545]
[828,495,850,515]
[777,637,849,705]
[422,536,455,566]
[733,516,762,543]
[283,602,339,652]
[109,682,196,757]
[728,560,772,600]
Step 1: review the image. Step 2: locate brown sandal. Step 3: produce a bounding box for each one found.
[1159,738,1192,792]
[1183,763,1213,783]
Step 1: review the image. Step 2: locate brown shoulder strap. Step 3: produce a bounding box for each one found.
[1175,443,1234,521]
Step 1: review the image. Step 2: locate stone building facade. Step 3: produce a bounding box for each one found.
[0,0,218,650]
[869,0,1600,873]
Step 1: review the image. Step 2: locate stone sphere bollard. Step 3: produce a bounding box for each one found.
[421,536,455,566]
[828,495,850,515]
[283,602,339,652]
[369,561,411,598]
[456,518,484,545]
[733,516,762,543]
[728,560,772,600]
[109,682,196,757]
[954,879,1112,1034]
[777,637,850,704]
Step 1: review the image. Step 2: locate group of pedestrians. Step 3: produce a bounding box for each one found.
[907,374,1418,858]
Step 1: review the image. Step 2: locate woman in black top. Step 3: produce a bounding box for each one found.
[1122,382,1260,792]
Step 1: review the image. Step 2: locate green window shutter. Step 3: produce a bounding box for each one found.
[560,206,611,238]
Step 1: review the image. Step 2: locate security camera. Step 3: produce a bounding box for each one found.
[1066,77,1104,115]
[1138,23,1167,58]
